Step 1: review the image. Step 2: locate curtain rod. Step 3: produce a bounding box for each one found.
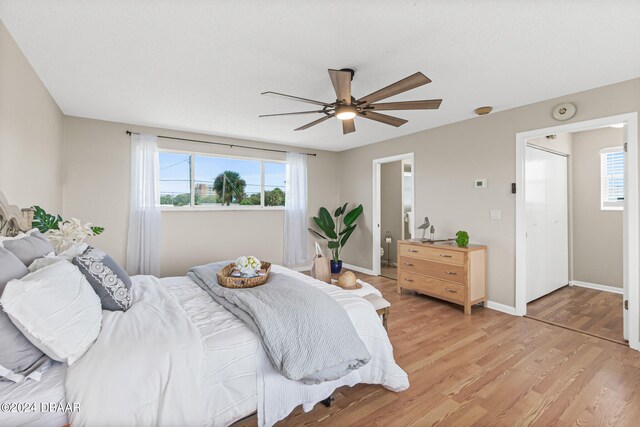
[125,131,317,157]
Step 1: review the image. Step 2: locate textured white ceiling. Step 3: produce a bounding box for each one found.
[1,1,639,151]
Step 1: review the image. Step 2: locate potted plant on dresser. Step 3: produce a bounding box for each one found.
[309,203,363,274]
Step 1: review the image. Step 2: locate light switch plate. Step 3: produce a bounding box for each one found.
[474,179,487,189]
[490,210,502,220]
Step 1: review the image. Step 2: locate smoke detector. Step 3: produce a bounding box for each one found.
[474,106,493,115]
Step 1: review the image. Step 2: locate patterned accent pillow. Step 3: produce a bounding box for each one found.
[73,247,132,311]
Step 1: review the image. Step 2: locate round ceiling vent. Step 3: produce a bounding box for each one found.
[552,103,576,121]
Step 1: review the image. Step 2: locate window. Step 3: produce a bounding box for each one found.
[264,162,286,207]
[600,147,624,211]
[159,151,286,208]
[159,152,191,206]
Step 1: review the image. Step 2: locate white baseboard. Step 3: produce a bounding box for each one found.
[342,263,376,276]
[570,280,623,294]
[485,300,518,316]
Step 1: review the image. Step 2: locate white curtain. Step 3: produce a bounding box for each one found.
[284,152,308,267]
[126,133,161,276]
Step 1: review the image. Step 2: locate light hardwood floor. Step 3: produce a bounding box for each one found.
[380,265,397,280]
[527,285,625,344]
[237,272,640,426]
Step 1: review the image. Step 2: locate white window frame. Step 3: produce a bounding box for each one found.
[158,149,286,211]
[600,146,625,211]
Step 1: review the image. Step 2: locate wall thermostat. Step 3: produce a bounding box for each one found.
[474,179,487,189]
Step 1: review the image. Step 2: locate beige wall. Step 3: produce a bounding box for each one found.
[2,19,637,305]
[338,78,640,307]
[62,117,340,277]
[572,127,624,287]
[0,20,63,212]
[380,161,402,264]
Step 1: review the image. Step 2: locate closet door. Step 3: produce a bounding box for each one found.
[526,146,569,303]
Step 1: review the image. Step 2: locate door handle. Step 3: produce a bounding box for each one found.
[440,254,452,258]
[445,271,457,275]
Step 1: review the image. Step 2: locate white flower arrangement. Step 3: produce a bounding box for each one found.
[235,255,262,277]
[45,218,98,253]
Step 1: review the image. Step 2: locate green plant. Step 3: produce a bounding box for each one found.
[31,206,104,236]
[455,230,469,247]
[213,171,246,205]
[309,203,364,262]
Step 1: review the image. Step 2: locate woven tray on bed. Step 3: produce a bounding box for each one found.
[216,262,271,288]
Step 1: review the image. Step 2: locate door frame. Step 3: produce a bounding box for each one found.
[515,112,639,351]
[372,153,415,276]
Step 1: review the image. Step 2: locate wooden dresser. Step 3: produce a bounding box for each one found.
[397,240,487,314]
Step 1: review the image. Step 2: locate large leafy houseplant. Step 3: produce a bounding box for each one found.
[309,203,363,273]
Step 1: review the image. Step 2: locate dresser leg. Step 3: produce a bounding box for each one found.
[464,302,471,315]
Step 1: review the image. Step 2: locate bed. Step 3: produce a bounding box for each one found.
[0,192,408,427]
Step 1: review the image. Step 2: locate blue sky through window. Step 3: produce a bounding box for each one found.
[159,151,286,206]
[159,152,190,196]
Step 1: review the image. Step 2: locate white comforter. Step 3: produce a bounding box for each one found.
[65,276,206,427]
[65,266,409,427]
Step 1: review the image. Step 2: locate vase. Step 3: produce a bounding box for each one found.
[330,260,343,274]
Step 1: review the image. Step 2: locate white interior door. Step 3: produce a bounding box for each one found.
[526,146,570,303]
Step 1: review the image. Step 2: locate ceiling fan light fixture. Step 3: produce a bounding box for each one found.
[335,105,357,121]
[261,69,442,134]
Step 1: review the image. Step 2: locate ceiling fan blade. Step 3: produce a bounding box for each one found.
[342,119,356,134]
[357,72,431,105]
[358,111,408,127]
[368,99,442,111]
[261,91,332,107]
[328,69,352,104]
[294,114,334,131]
[259,110,327,117]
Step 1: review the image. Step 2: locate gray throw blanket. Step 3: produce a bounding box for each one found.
[188,262,371,384]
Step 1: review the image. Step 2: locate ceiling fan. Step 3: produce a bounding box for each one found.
[259,68,442,135]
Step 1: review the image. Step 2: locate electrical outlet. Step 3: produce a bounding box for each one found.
[490,210,502,220]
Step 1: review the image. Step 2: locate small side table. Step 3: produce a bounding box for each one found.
[363,294,390,331]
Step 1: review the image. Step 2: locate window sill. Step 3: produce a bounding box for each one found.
[161,206,285,212]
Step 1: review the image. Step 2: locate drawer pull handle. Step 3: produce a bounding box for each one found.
[404,262,414,266]
[440,254,452,258]
[408,249,419,253]
[445,288,458,293]
[404,278,414,282]
[445,271,457,275]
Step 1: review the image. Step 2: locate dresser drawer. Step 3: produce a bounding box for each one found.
[399,244,465,266]
[399,256,467,285]
[399,271,465,303]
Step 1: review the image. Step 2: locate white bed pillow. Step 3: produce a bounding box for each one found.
[28,242,89,273]
[0,261,102,365]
